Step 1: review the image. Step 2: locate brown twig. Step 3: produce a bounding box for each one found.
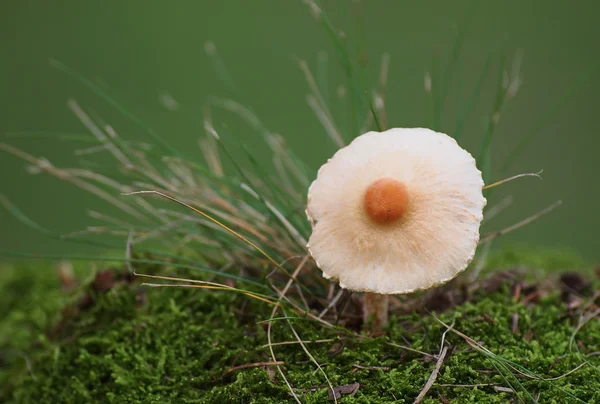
[414,346,448,404]
[223,361,284,376]
[512,283,522,303]
[352,364,391,371]
[511,314,520,335]
[384,342,438,359]
[260,339,336,349]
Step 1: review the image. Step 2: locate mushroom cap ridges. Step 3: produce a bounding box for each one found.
[306,128,486,294]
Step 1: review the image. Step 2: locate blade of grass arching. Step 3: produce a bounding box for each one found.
[477,51,506,184]
[361,53,391,132]
[479,120,492,184]
[482,171,542,191]
[570,310,600,377]
[49,59,181,158]
[75,107,182,192]
[352,0,371,134]
[163,203,282,257]
[437,315,587,403]
[132,144,239,193]
[88,209,132,228]
[168,221,259,263]
[368,91,382,132]
[0,195,242,275]
[0,194,98,242]
[205,125,309,246]
[489,361,530,403]
[140,186,274,244]
[309,92,347,147]
[423,71,432,128]
[5,131,98,143]
[61,168,132,195]
[204,41,237,91]
[261,312,350,334]
[6,195,105,249]
[67,99,136,167]
[328,35,360,139]
[62,222,222,249]
[500,61,600,173]
[172,163,247,205]
[128,268,274,299]
[142,283,278,306]
[239,142,299,213]
[453,50,464,136]
[317,51,329,108]
[4,182,237,265]
[285,308,338,403]
[490,354,588,403]
[435,315,535,402]
[241,184,308,247]
[0,250,268,289]
[480,350,568,403]
[125,191,323,303]
[202,41,313,196]
[257,316,311,324]
[264,254,337,403]
[142,283,276,306]
[431,50,442,131]
[267,312,302,403]
[454,54,493,141]
[478,200,562,245]
[203,40,313,187]
[311,0,365,139]
[76,161,138,184]
[205,127,280,209]
[207,97,314,182]
[147,270,258,294]
[498,359,588,402]
[0,143,148,222]
[263,256,309,404]
[124,191,299,282]
[268,135,311,189]
[300,58,345,148]
[438,0,479,131]
[424,50,440,130]
[133,247,231,275]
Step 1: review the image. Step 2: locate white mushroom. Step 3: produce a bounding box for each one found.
[306,128,486,330]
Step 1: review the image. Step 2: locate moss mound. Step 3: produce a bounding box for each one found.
[1,249,599,403]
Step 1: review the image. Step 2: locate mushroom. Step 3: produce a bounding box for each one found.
[306,128,486,331]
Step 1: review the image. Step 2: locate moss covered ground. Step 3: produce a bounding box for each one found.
[1,248,599,403]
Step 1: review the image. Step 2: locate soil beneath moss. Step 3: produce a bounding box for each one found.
[1,249,599,403]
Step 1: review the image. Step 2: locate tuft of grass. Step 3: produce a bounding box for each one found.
[1,1,580,282]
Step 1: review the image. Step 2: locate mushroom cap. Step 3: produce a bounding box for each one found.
[306,128,486,294]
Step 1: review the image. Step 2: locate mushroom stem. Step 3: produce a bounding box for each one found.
[363,292,389,332]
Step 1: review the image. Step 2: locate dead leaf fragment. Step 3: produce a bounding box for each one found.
[328,383,360,401]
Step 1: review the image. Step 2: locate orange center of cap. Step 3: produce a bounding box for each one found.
[363,178,410,225]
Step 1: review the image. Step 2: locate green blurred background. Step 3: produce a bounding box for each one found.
[1,1,598,260]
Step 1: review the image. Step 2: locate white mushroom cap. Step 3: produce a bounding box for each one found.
[306,128,486,295]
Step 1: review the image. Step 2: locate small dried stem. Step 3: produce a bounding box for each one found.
[479,200,562,245]
[482,170,543,191]
[414,346,448,404]
[223,361,284,376]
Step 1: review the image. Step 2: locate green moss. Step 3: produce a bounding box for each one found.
[1,249,599,403]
